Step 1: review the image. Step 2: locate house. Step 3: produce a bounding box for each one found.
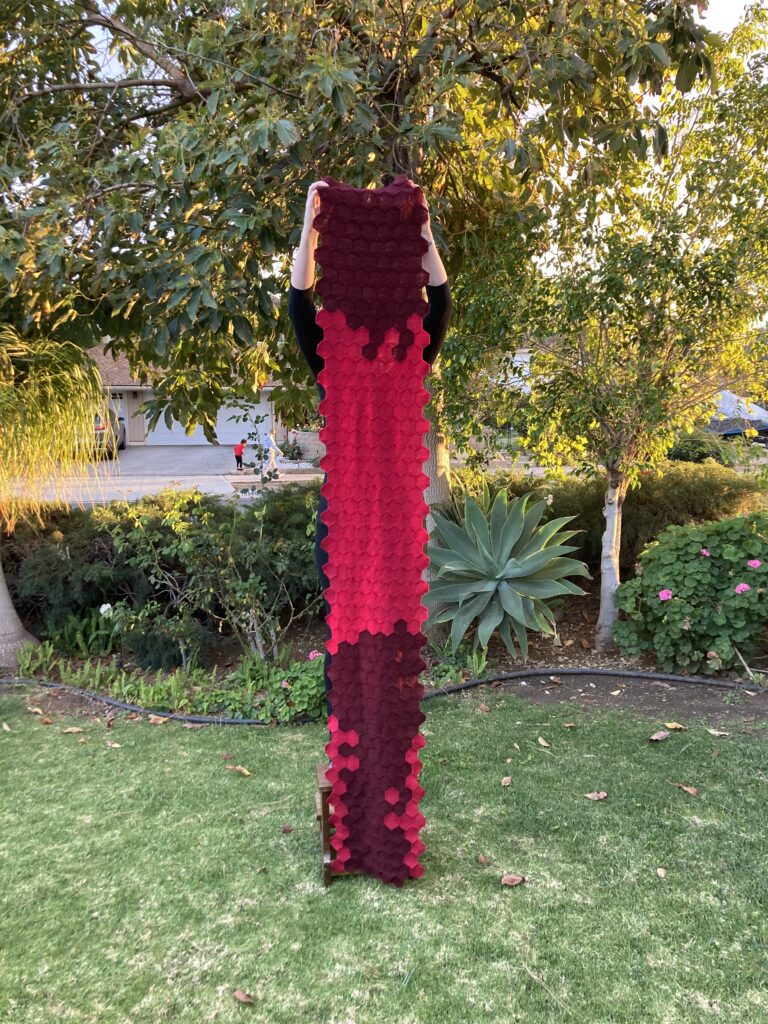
[89,345,280,447]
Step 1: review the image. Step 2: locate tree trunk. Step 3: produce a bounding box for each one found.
[595,468,629,652]
[423,367,452,645]
[0,538,38,672]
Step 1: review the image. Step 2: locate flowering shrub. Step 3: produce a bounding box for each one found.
[614,513,768,675]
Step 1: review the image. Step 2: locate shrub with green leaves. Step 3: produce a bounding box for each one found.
[425,490,590,656]
[666,431,730,465]
[614,513,768,675]
[451,462,765,568]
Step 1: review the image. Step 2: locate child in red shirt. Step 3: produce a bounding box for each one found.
[234,439,246,473]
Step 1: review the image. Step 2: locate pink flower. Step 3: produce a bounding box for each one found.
[734,583,751,595]
[658,589,673,602]
[706,651,718,659]
[700,548,711,557]
[280,679,290,688]
[747,559,762,569]
[308,649,322,661]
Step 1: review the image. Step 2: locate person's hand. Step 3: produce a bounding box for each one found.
[303,180,329,234]
[417,189,433,242]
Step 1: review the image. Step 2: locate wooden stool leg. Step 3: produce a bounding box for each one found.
[315,763,333,886]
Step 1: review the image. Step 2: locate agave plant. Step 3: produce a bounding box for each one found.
[425,490,591,657]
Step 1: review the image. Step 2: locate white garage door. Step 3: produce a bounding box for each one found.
[146,396,275,446]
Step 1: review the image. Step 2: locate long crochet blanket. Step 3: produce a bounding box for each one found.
[313,174,431,886]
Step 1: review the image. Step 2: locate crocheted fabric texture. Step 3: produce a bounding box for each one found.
[313,174,431,886]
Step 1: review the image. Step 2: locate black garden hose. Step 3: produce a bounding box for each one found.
[0,665,763,726]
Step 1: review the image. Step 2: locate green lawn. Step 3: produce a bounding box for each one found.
[1,687,766,1024]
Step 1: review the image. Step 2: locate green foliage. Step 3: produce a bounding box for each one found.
[666,432,731,464]
[450,463,766,569]
[2,2,716,435]
[425,489,590,657]
[3,487,321,669]
[44,607,120,658]
[425,636,489,688]
[14,647,328,723]
[250,654,327,723]
[0,327,107,528]
[15,640,57,678]
[279,436,304,461]
[613,514,768,676]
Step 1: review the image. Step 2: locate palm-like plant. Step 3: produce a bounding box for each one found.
[0,327,107,668]
[425,490,590,656]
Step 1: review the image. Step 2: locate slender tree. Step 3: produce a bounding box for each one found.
[514,20,768,648]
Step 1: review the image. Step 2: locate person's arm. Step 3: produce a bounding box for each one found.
[288,283,324,379]
[423,282,452,366]
[420,198,448,287]
[288,181,329,377]
[419,196,452,364]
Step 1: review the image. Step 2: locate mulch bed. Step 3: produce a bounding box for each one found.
[5,581,766,731]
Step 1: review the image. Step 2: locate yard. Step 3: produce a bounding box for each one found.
[1,685,766,1024]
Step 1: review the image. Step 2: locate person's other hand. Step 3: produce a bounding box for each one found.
[304,180,329,233]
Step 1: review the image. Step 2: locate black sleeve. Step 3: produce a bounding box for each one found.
[288,284,324,379]
[289,279,452,373]
[423,281,453,366]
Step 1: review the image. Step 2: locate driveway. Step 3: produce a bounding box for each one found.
[52,446,322,504]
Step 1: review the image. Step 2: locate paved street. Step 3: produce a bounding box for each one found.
[49,446,322,504]
[46,445,557,505]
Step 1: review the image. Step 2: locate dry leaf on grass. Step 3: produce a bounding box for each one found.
[584,791,608,801]
[147,714,169,725]
[233,989,254,1004]
[478,703,491,713]
[549,676,562,684]
[478,854,489,866]
[501,873,526,887]
[537,737,550,748]
[667,781,699,796]
[664,722,687,731]
[563,723,577,729]
[649,730,670,742]
[1,722,11,732]
[63,727,84,734]
[225,765,252,777]
[281,824,294,834]
[501,776,512,787]
[182,722,205,729]
[106,740,121,748]
[610,689,622,696]
[707,729,729,738]
[657,867,667,878]
[40,717,53,725]
[28,706,44,716]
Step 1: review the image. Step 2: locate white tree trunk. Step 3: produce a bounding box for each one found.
[595,469,628,652]
[0,540,38,672]
[422,368,452,645]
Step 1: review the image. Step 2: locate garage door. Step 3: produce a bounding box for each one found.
[145,395,275,446]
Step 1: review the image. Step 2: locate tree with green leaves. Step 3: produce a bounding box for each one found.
[513,17,768,649]
[2,0,715,516]
[0,329,107,668]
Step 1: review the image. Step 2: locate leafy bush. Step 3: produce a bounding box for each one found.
[450,462,765,568]
[613,513,768,675]
[3,486,321,669]
[666,432,730,464]
[425,489,590,656]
